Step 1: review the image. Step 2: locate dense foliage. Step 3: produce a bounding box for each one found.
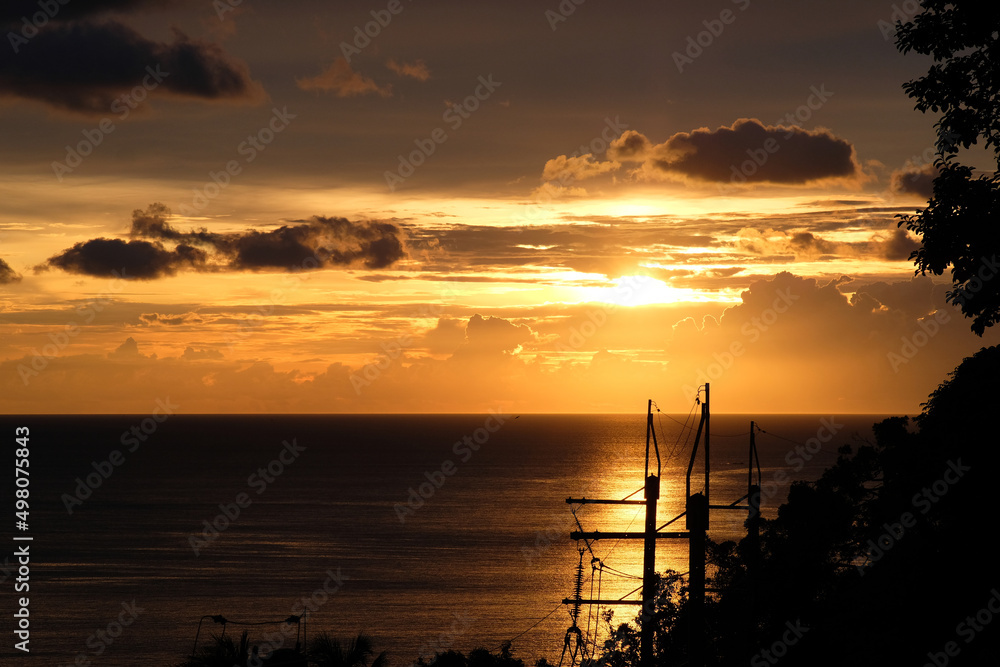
[895,2,1000,334]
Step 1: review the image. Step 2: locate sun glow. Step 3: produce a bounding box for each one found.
[575,275,716,306]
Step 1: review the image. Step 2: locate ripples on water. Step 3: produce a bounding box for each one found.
[2,413,887,665]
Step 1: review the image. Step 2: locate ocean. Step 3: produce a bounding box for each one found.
[1,413,891,665]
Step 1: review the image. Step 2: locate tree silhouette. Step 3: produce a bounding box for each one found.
[180,630,253,667]
[591,346,1000,665]
[308,632,388,667]
[414,642,526,667]
[895,2,1000,334]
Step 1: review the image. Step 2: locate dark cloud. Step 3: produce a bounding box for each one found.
[890,163,937,199]
[736,226,921,264]
[44,204,406,278]
[140,311,199,326]
[451,314,535,361]
[790,232,839,255]
[0,258,22,284]
[645,119,861,184]
[0,1,174,23]
[403,218,718,278]
[0,21,261,113]
[850,276,947,320]
[881,228,921,261]
[422,318,467,354]
[129,202,188,240]
[42,238,207,279]
[108,336,145,359]
[222,216,406,271]
[608,130,652,160]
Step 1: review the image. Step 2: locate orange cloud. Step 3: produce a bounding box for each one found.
[5,274,998,415]
[541,154,620,182]
[387,58,431,81]
[297,58,392,98]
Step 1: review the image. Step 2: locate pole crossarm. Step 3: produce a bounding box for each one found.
[571,530,690,540]
[561,598,644,605]
[657,511,686,531]
[566,498,648,505]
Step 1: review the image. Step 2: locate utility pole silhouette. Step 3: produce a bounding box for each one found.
[563,383,761,667]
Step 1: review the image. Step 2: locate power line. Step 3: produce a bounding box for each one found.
[493,602,564,651]
[755,425,840,457]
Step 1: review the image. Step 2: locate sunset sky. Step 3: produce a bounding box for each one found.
[2,0,998,414]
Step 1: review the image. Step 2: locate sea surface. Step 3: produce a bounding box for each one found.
[0,413,893,665]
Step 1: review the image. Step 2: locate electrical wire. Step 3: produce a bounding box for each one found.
[657,410,699,430]
[653,399,696,463]
[553,399,715,663]
[600,563,642,581]
[497,602,564,648]
[598,505,643,563]
[756,424,840,457]
[711,429,752,438]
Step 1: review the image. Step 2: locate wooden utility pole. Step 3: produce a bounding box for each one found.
[563,384,761,667]
[566,400,677,667]
[685,384,710,667]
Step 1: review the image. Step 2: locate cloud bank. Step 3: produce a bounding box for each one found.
[1,14,261,113]
[41,204,406,278]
